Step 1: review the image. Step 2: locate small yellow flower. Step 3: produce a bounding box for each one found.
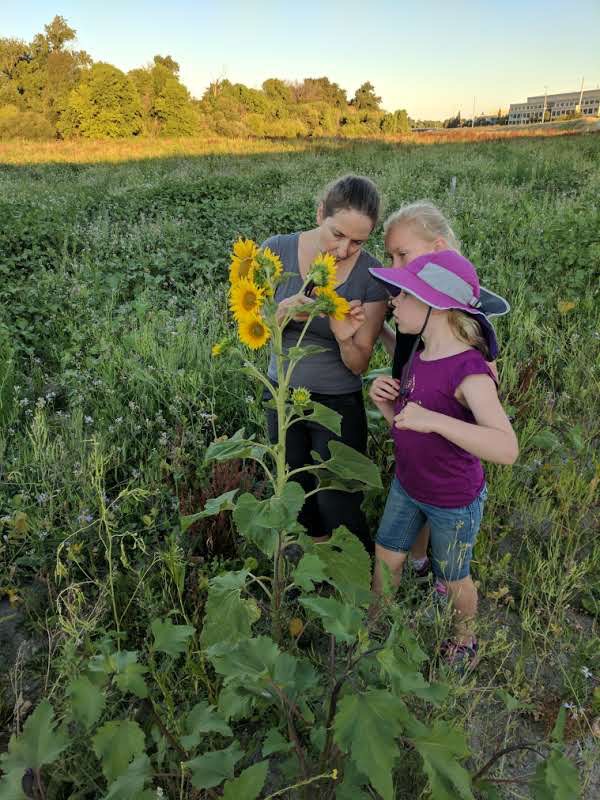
[229,277,265,321]
[315,286,351,320]
[211,342,224,357]
[238,314,271,350]
[289,617,304,637]
[331,769,338,780]
[229,238,258,284]
[308,252,337,288]
[291,387,311,406]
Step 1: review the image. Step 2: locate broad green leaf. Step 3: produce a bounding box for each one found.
[210,635,280,684]
[180,701,233,749]
[377,648,448,704]
[114,661,148,699]
[531,429,561,451]
[300,596,362,643]
[336,758,371,800]
[222,760,269,800]
[218,684,253,721]
[303,401,342,435]
[180,489,238,532]
[92,720,145,782]
[0,700,71,773]
[200,570,260,650]
[333,690,407,800]
[551,707,566,743]
[67,676,106,729]
[205,429,269,463]
[287,344,327,362]
[322,441,382,488]
[185,741,243,790]
[292,552,328,591]
[530,749,581,800]
[102,755,152,800]
[406,719,473,800]
[315,526,372,606]
[0,769,27,800]
[262,728,292,756]
[233,482,305,555]
[151,617,195,657]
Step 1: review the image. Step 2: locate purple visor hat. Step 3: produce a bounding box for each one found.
[370,250,510,360]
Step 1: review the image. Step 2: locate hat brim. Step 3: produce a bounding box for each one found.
[370,266,502,359]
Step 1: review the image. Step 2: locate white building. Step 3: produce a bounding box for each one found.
[508,89,600,125]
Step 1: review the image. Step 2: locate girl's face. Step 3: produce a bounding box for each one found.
[391,290,429,334]
[384,221,446,268]
[316,207,374,263]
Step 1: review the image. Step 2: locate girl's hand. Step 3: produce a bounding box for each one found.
[276,293,316,324]
[330,300,366,343]
[394,402,438,433]
[369,376,400,406]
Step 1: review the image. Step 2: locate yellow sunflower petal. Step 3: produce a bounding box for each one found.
[229,277,265,321]
[315,286,351,320]
[238,314,271,350]
[229,238,258,284]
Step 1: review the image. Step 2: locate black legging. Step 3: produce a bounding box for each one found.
[265,388,373,554]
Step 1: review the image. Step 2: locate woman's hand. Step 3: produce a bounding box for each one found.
[275,292,316,324]
[329,300,366,343]
[394,402,438,433]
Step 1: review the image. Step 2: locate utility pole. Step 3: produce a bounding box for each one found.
[542,86,548,123]
[471,96,476,127]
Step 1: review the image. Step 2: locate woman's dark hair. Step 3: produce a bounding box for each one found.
[321,174,380,227]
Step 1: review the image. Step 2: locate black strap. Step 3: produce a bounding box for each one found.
[399,306,432,398]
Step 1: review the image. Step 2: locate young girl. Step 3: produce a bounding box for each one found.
[375,202,505,583]
[369,249,518,667]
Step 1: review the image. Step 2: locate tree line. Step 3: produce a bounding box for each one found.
[0,16,445,140]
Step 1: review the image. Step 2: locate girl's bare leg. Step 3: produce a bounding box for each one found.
[445,575,478,643]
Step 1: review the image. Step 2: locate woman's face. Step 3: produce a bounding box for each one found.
[317,207,374,263]
[384,222,446,269]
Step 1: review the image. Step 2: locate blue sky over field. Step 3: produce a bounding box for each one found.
[4,0,600,119]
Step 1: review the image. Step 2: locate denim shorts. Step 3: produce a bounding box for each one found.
[376,478,488,582]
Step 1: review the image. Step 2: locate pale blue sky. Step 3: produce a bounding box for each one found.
[3,1,599,119]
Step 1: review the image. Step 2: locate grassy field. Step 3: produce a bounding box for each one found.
[0,134,599,798]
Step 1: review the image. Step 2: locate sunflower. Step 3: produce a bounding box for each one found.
[308,252,337,288]
[291,387,311,406]
[238,314,271,350]
[253,247,283,295]
[315,286,351,320]
[229,277,265,321]
[229,238,258,284]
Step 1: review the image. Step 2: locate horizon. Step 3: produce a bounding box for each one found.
[3,1,600,120]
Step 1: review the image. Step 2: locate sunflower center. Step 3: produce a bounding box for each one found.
[242,290,257,310]
[250,321,264,337]
[239,259,252,278]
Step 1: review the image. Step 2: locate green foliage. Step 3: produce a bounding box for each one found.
[92,720,145,782]
[67,675,106,728]
[200,570,261,649]
[184,741,244,789]
[150,617,195,656]
[221,760,269,800]
[0,700,71,774]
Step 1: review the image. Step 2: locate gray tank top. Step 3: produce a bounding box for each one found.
[263,233,387,394]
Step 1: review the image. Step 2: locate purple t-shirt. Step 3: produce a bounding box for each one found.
[392,349,497,508]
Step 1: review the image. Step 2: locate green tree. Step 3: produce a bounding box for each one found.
[59,62,143,138]
[44,15,76,52]
[351,81,382,111]
[153,54,180,74]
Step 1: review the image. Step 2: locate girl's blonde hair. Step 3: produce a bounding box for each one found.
[383,201,460,251]
[448,310,490,360]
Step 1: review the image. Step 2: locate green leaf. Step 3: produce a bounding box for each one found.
[531,749,581,800]
[287,344,328,362]
[114,661,148,699]
[233,482,305,555]
[67,676,106,729]
[551,706,566,743]
[0,700,71,773]
[0,769,28,800]
[92,720,145,783]
[151,617,195,657]
[222,760,269,800]
[218,685,253,721]
[303,401,342,435]
[180,489,238,532]
[200,570,260,650]
[377,648,448,704]
[406,719,473,800]
[336,758,371,800]
[322,441,382,488]
[185,741,244,790]
[181,702,233,749]
[292,552,328,591]
[205,429,269,463]
[495,688,522,712]
[101,755,152,800]
[333,690,407,800]
[262,728,292,756]
[531,429,561,451]
[473,780,503,800]
[300,596,362,643]
[314,526,372,606]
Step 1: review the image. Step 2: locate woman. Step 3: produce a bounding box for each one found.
[262,175,388,554]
